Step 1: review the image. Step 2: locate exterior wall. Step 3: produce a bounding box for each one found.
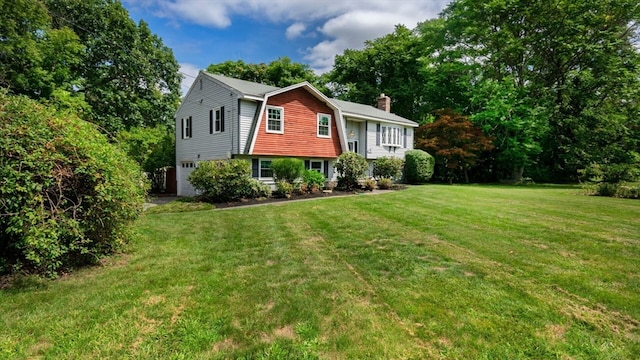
[252,88,341,158]
[363,120,414,160]
[238,99,258,154]
[175,75,239,195]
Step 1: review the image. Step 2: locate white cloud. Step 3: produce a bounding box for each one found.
[179,63,201,94]
[126,0,452,72]
[285,22,306,39]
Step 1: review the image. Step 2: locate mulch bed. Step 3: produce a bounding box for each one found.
[212,189,368,209]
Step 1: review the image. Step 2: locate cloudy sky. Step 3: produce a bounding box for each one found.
[122,0,452,93]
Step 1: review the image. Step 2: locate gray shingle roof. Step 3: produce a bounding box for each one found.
[203,72,279,97]
[203,72,417,126]
[330,98,418,126]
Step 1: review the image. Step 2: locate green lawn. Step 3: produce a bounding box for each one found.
[1,185,639,359]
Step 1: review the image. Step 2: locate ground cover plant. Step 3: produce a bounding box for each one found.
[1,185,638,358]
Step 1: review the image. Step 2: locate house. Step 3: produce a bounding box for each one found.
[175,71,419,196]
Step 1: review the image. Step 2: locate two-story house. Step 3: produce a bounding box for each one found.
[175,72,418,196]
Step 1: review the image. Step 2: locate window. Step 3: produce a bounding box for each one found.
[381,125,403,147]
[181,161,195,168]
[182,116,192,139]
[260,160,273,178]
[317,113,331,138]
[266,106,283,134]
[310,160,323,173]
[348,140,359,153]
[210,107,225,134]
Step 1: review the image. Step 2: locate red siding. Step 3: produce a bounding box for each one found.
[253,88,342,157]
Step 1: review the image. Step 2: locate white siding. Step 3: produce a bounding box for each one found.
[239,100,258,154]
[364,120,414,160]
[175,74,239,195]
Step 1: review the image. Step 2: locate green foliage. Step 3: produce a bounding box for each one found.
[416,110,494,183]
[335,152,369,191]
[404,150,435,184]
[274,181,296,198]
[373,157,404,180]
[117,125,175,173]
[302,170,326,190]
[271,158,305,184]
[0,92,145,276]
[187,160,270,202]
[363,178,377,191]
[377,178,393,190]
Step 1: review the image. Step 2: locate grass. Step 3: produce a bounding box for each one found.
[1,185,638,359]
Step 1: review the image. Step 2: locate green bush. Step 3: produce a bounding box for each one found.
[616,184,640,199]
[373,157,404,180]
[188,159,268,202]
[335,152,368,191]
[377,178,393,189]
[271,158,305,184]
[302,170,326,191]
[363,178,377,191]
[0,93,145,276]
[275,181,295,198]
[404,150,435,184]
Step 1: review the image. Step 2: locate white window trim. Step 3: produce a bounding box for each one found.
[381,125,403,147]
[309,160,323,173]
[259,158,273,180]
[213,107,222,134]
[266,106,284,134]
[317,113,331,138]
[183,117,192,139]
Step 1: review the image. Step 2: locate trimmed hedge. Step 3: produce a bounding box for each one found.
[0,93,146,276]
[335,152,368,191]
[404,150,435,184]
[188,159,271,202]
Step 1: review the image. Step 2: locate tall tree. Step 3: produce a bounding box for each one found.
[329,25,426,121]
[206,57,326,93]
[441,0,640,181]
[42,0,182,134]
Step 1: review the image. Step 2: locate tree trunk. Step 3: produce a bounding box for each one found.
[512,166,524,182]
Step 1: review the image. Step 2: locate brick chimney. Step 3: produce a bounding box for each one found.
[377,93,391,112]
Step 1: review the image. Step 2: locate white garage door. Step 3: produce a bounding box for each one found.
[178,161,197,196]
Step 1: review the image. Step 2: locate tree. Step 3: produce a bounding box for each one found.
[42,0,182,133]
[416,110,494,183]
[207,57,327,93]
[329,25,426,121]
[441,0,640,181]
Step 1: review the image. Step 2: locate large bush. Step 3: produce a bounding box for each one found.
[335,152,368,190]
[373,156,404,180]
[404,150,435,184]
[271,158,305,184]
[302,170,326,190]
[0,93,146,276]
[188,159,270,202]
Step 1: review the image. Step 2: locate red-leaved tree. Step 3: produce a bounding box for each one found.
[416,109,494,183]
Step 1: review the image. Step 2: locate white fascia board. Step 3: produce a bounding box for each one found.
[248,96,267,154]
[341,112,419,127]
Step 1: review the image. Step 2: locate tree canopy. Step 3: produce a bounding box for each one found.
[0,0,181,134]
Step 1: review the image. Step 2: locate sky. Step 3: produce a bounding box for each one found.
[122,0,452,94]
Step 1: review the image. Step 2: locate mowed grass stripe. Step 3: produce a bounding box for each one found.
[0,185,638,359]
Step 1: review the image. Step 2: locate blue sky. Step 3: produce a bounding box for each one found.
[122,1,452,93]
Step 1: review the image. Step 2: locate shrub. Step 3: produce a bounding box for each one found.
[275,181,295,198]
[0,93,145,276]
[404,150,435,184]
[271,158,305,184]
[377,178,393,189]
[188,159,265,202]
[373,157,404,180]
[617,184,640,199]
[302,170,326,191]
[335,152,368,191]
[363,178,377,191]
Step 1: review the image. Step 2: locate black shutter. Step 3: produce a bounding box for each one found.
[376,124,381,146]
[220,106,225,132]
[304,160,310,169]
[323,160,329,178]
[181,118,184,139]
[188,116,193,138]
[252,159,259,178]
[209,110,213,134]
[403,128,407,148]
